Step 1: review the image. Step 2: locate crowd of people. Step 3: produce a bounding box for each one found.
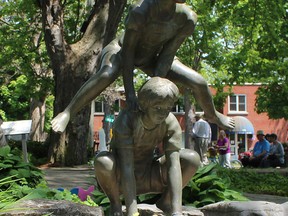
[241,130,285,168]
[191,120,286,169]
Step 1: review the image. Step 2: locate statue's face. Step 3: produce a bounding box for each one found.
[146,101,173,125]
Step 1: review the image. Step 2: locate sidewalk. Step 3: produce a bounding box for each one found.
[40,165,96,190]
[41,166,288,204]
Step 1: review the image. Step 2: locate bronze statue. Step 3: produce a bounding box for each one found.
[51,0,235,133]
[95,77,200,216]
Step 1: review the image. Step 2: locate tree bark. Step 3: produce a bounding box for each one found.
[40,0,126,166]
[30,98,47,142]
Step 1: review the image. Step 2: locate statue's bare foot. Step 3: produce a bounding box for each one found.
[156,197,172,215]
[109,211,122,216]
[109,203,123,216]
[51,111,70,133]
[206,111,235,130]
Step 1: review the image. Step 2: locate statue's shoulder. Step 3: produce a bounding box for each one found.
[125,0,152,29]
[165,113,181,130]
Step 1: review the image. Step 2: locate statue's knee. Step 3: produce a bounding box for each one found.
[100,63,120,81]
[180,149,201,168]
[94,152,115,172]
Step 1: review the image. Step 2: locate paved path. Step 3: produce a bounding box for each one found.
[41,166,288,204]
[41,165,96,190]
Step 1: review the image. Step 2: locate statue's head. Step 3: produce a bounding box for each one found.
[138,77,179,112]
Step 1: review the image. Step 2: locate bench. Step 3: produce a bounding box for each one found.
[2,120,32,162]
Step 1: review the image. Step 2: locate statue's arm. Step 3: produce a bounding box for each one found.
[165,150,182,214]
[117,147,138,215]
[121,9,145,110]
[163,114,183,213]
[121,29,139,106]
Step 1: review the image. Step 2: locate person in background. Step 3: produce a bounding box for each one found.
[98,126,107,152]
[191,114,211,165]
[265,134,272,143]
[247,134,255,151]
[216,130,231,168]
[241,130,270,168]
[0,116,7,147]
[261,133,285,168]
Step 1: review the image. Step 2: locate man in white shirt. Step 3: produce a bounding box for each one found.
[191,114,211,165]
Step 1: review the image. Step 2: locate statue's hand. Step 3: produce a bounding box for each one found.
[51,111,70,133]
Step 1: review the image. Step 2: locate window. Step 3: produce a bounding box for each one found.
[94,101,104,113]
[94,100,121,113]
[171,97,203,113]
[172,98,184,113]
[229,95,247,113]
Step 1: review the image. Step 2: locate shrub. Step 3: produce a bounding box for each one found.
[182,163,248,207]
[217,168,288,196]
[0,145,44,189]
[8,140,49,165]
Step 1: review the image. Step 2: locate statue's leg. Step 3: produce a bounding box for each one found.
[155,149,200,212]
[95,151,122,216]
[51,44,122,133]
[166,58,235,130]
[178,149,201,186]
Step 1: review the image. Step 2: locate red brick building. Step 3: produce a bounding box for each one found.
[218,84,288,143]
[93,84,288,155]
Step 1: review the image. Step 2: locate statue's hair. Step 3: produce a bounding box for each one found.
[138,77,179,111]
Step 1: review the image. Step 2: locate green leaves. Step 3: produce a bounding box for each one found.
[218,168,288,196]
[0,0,53,125]
[180,0,288,118]
[255,82,288,119]
[0,146,44,189]
[0,145,11,157]
[183,163,248,207]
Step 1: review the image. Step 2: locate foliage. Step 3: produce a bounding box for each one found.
[133,163,247,208]
[90,189,111,214]
[178,0,288,119]
[0,75,30,120]
[0,175,30,211]
[0,178,97,213]
[0,0,53,130]
[0,145,44,189]
[217,168,288,196]
[18,182,98,206]
[255,82,288,119]
[182,163,248,207]
[9,140,49,166]
[0,145,97,212]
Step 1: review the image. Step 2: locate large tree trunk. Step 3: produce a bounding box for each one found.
[40,0,126,166]
[30,98,47,142]
[29,26,51,142]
